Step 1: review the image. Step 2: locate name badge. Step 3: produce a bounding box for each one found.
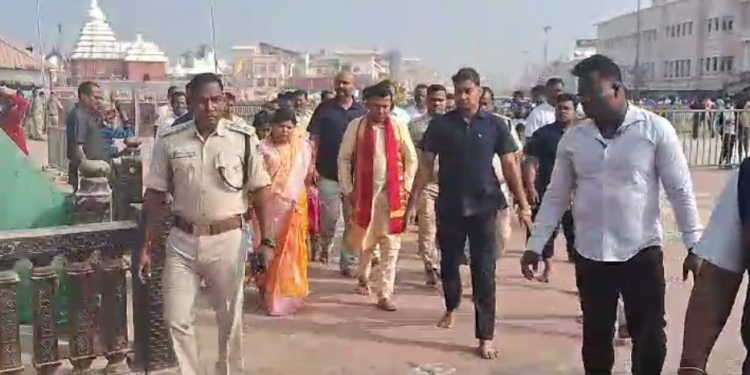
[170,150,196,160]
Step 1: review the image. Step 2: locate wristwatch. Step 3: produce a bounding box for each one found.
[260,237,277,249]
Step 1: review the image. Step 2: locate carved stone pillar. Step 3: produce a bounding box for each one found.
[74,160,112,224]
[0,260,23,374]
[131,208,176,372]
[65,250,96,372]
[99,245,129,374]
[30,255,61,375]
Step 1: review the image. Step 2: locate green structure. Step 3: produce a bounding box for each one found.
[0,131,71,326]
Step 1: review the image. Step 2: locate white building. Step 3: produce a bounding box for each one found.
[535,39,598,92]
[596,0,750,93]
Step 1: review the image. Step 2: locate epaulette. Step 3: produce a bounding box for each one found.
[160,121,192,137]
[225,121,256,137]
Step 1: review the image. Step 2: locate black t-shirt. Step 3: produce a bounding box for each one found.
[422,109,518,216]
[307,100,367,181]
[524,122,566,196]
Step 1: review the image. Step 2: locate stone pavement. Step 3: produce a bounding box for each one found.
[186,169,746,375]
[24,139,746,374]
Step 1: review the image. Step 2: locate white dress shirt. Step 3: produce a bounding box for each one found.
[527,106,703,262]
[691,170,743,273]
[405,104,426,120]
[524,102,556,138]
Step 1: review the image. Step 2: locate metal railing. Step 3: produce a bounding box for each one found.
[653,108,750,168]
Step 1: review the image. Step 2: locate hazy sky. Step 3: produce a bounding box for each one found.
[2,0,645,87]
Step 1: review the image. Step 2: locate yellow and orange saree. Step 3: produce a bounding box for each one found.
[252,135,312,316]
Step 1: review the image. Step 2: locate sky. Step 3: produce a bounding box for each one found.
[2,0,646,89]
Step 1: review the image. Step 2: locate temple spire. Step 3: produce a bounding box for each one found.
[89,0,105,22]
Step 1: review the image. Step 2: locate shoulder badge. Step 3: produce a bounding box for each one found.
[160,121,193,138]
[225,121,256,137]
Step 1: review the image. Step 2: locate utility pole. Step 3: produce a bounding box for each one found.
[633,0,643,99]
[209,0,219,74]
[35,0,46,89]
[543,26,551,66]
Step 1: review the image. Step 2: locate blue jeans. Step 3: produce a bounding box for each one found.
[319,177,357,270]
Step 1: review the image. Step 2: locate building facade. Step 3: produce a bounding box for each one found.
[596,0,750,93]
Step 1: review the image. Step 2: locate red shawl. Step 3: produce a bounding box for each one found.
[352,116,406,234]
[0,94,30,156]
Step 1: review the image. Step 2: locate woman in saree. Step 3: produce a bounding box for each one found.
[249,108,313,316]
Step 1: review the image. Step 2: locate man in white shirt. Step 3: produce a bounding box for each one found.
[679,158,750,374]
[153,91,188,138]
[523,78,564,138]
[405,84,428,120]
[520,54,704,375]
[155,86,177,124]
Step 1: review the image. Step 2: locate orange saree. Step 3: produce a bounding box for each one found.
[252,136,312,316]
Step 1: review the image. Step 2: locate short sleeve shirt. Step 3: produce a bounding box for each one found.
[307,100,367,181]
[524,122,566,195]
[145,118,271,224]
[66,104,107,161]
[422,109,518,216]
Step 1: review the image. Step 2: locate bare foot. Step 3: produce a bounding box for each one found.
[478,340,498,359]
[537,260,551,283]
[376,297,397,312]
[354,280,371,295]
[437,311,454,329]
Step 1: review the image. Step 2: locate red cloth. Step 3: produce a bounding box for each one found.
[307,186,321,234]
[0,94,30,155]
[352,116,406,234]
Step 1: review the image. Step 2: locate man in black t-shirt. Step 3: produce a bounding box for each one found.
[406,68,532,359]
[522,93,578,281]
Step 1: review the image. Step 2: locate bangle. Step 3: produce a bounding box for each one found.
[517,207,532,216]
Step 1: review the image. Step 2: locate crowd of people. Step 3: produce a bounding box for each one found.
[6,51,750,374]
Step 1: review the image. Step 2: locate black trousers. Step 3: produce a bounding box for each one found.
[437,209,497,340]
[741,279,750,373]
[525,207,576,260]
[575,246,667,375]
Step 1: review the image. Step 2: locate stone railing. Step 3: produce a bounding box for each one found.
[0,222,136,373]
[0,152,177,373]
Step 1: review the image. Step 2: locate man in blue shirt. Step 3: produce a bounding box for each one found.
[406,67,532,359]
[307,72,368,275]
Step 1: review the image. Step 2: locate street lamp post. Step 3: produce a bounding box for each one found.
[209,0,219,74]
[543,26,551,66]
[633,0,643,99]
[35,0,46,89]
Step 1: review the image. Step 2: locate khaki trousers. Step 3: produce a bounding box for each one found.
[416,185,439,270]
[163,227,246,375]
[357,235,401,298]
[495,208,512,256]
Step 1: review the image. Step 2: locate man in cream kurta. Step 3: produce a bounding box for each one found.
[338,114,417,311]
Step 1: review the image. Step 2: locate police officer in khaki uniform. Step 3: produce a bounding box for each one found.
[140,73,273,375]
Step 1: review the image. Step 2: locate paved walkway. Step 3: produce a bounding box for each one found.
[25,140,746,374]
[187,169,746,374]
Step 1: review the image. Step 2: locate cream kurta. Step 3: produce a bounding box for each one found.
[337,115,417,251]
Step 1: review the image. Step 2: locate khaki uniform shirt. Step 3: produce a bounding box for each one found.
[493,113,522,184]
[145,118,271,224]
[408,114,439,195]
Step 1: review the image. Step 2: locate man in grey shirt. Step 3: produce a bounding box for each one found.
[520,55,704,374]
[66,81,105,190]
